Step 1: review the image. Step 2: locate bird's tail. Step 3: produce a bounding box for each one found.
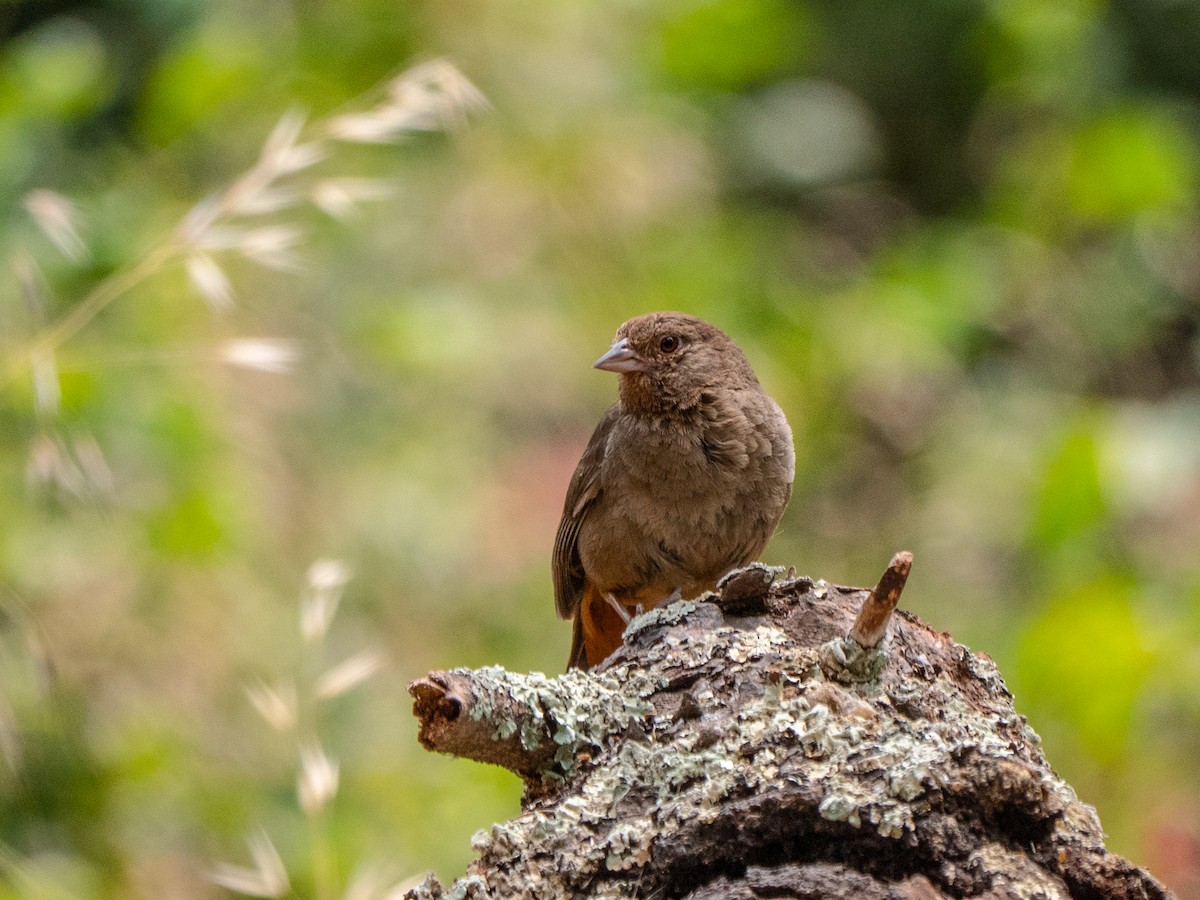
[567,611,589,671]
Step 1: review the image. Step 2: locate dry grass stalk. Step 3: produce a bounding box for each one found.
[316,652,384,700]
[245,678,298,733]
[2,58,484,396]
[298,740,340,816]
[209,829,290,898]
[219,338,301,374]
[22,190,88,263]
[9,57,482,509]
[225,560,386,897]
[302,559,352,642]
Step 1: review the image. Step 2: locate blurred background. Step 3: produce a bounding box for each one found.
[1,0,1198,896]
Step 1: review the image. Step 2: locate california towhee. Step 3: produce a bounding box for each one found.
[553,312,795,669]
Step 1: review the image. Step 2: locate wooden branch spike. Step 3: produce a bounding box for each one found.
[410,674,464,723]
[848,550,913,649]
[408,670,559,778]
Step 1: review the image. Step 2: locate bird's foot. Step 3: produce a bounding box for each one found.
[605,593,632,624]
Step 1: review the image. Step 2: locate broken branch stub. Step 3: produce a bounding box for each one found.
[815,550,915,685]
[405,553,1169,900]
[850,550,913,648]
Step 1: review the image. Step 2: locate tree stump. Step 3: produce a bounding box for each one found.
[406,554,1170,899]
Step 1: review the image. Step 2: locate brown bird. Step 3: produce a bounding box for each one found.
[553,312,795,669]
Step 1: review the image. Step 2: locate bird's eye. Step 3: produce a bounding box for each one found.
[659,335,680,353]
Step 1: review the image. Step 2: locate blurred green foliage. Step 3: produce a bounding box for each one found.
[1,0,1199,897]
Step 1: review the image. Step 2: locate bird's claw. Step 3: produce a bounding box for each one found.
[829,639,850,666]
[605,593,632,624]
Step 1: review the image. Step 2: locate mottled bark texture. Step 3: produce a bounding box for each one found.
[406,557,1169,900]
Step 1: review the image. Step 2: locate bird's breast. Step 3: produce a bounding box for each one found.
[577,400,792,599]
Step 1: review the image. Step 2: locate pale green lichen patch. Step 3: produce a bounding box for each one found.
[639,619,792,673]
[603,822,654,871]
[624,598,699,638]
[456,665,656,775]
[819,792,864,826]
[820,636,888,684]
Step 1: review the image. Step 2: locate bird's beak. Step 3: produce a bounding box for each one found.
[593,337,646,374]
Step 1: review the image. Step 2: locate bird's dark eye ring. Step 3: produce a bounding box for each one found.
[659,335,680,353]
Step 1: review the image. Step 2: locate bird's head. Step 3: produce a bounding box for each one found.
[594,312,759,416]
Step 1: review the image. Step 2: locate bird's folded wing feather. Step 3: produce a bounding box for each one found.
[552,405,619,619]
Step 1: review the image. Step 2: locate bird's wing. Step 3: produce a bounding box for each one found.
[553,405,618,620]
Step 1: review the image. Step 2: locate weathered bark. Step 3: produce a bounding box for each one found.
[406,556,1170,899]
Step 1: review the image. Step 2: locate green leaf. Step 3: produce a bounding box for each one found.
[1014,578,1152,765]
[658,0,814,90]
[1064,109,1195,224]
[146,487,224,558]
[1028,417,1106,551]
